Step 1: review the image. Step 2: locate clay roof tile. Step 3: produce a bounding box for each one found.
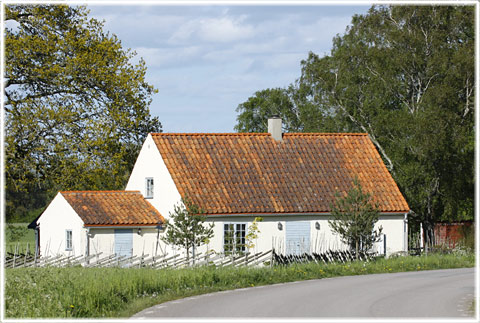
[150,133,409,214]
[60,191,164,225]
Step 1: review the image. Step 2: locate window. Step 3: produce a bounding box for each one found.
[223,223,246,254]
[65,230,73,251]
[145,177,154,198]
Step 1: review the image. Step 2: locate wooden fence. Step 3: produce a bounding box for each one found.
[5,249,273,269]
[271,249,377,266]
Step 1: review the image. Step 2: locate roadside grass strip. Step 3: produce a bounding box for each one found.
[5,253,474,318]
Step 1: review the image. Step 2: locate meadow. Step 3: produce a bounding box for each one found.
[5,223,35,254]
[5,252,475,318]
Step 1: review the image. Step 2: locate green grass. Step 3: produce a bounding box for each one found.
[469,299,476,316]
[5,223,35,254]
[5,253,474,318]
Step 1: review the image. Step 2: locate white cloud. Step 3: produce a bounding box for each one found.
[200,16,254,42]
[169,15,254,44]
[263,53,305,70]
[134,46,202,68]
[296,16,352,44]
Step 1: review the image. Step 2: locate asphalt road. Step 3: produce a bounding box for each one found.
[131,267,475,319]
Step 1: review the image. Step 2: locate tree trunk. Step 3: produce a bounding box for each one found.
[192,244,196,266]
[355,240,359,260]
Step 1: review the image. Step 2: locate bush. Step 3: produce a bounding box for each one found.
[6,224,29,242]
[459,224,475,251]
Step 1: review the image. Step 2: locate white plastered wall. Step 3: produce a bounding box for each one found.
[376,214,407,255]
[199,214,406,257]
[201,216,343,256]
[87,227,171,258]
[88,228,115,257]
[37,193,86,257]
[133,227,170,257]
[125,134,182,222]
[202,217,286,256]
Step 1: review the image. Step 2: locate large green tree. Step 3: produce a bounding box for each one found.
[235,5,474,238]
[5,5,162,222]
[234,85,348,133]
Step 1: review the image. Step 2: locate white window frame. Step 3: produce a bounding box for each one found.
[145,177,154,198]
[65,229,73,251]
[223,222,247,254]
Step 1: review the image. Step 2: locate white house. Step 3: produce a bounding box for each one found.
[125,117,409,257]
[32,117,410,259]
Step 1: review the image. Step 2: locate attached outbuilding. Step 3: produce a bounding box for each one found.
[33,191,164,258]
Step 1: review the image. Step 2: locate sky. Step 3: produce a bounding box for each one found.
[87,4,371,133]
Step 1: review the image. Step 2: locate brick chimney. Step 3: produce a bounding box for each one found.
[268,116,283,142]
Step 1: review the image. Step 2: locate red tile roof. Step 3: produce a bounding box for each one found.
[152,133,409,214]
[60,191,164,226]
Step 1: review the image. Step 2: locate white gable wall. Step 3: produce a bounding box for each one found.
[126,134,182,222]
[37,193,86,257]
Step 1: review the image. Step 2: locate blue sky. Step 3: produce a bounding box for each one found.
[88,4,371,132]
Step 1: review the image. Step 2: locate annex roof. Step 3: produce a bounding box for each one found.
[151,133,409,215]
[60,191,164,226]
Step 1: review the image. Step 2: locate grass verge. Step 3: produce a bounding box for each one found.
[5,253,474,318]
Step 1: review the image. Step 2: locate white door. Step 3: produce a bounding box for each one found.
[114,229,133,258]
[286,221,311,255]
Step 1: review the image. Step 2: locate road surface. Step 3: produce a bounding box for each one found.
[131,267,475,319]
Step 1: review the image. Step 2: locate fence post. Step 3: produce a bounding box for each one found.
[34,243,38,267]
[12,243,18,268]
[270,248,274,268]
[25,242,29,265]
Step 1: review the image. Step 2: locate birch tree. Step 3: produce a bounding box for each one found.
[235,5,474,236]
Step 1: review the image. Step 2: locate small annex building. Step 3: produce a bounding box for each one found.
[32,191,163,258]
[33,117,410,259]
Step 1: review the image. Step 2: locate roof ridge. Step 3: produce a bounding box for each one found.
[60,190,141,194]
[151,133,270,136]
[284,133,368,136]
[151,132,368,136]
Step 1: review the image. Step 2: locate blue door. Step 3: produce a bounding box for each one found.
[114,229,133,258]
[286,221,311,255]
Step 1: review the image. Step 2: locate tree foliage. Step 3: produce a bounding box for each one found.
[245,217,263,251]
[235,5,474,233]
[329,178,382,257]
[234,86,346,133]
[5,5,162,222]
[162,198,214,261]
